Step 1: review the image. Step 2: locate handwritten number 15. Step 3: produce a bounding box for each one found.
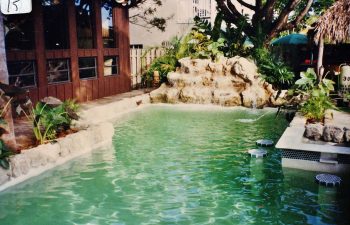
[7,0,20,13]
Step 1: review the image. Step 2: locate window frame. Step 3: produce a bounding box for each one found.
[78,57,97,80]
[7,60,37,88]
[103,56,119,76]
[46,58,71,84]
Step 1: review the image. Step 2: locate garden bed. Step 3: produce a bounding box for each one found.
[0,91,151,192]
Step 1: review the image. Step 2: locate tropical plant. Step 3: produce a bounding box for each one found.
[253,48,294,91]
[300,90,336,122]
[32,103,69,144]
[189,31,225,61]
[293,68,336,121]
[0,139,11,169]
[193,13,251,58]
[144,54,178,83]
[294,68,335,95]
[18,100,79,145]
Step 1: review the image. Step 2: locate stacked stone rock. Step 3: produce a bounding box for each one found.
[150,56,287,108]
[305,123,350,143]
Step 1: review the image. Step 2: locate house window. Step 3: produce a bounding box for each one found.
[75,0,96,49]
[104,56,119,76]
[101,4,115,48]
[4,13,35,50]
[7,61,36,87]
[47,59,70,84]
[78,57,96,79]
[42,0,69,49]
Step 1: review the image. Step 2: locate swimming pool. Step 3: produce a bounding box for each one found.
[0,105,348,224]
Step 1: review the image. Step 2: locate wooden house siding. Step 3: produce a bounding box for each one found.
[5,0,131,103]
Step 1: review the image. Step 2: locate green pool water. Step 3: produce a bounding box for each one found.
[0,105,349,225]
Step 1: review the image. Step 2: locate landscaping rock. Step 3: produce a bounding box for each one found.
[212,90,241,106]
[0,168,10,185]
[323,125,344,143]
[166,88,180,103]
[344,127,350,143]
[40,96,63,107]
[150,56,280,107]
[305,123,324,141]
[9,154,30,177]
[179,87,212,104]
[150,83,167,103]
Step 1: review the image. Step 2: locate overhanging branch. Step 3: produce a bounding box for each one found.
[284,0,313,30]
[269,0,301,35]
[236,0,256,11]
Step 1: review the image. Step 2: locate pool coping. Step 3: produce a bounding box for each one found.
[276,112,350,173]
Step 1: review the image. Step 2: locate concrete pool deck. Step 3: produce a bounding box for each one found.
[1,90,152,192]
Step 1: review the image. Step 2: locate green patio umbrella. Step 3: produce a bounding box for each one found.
[271,34,308,46]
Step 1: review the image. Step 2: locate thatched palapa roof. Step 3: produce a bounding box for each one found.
[315,0,350,44]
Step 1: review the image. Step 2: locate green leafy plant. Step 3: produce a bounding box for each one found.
[253,48,294,90]
[189,31,225,61]
[294,68,335,96]
[0,140,11,169]
[32,103,69,144]
[294,68,337,122]
[300,90,336,122]
[19,100,79,145]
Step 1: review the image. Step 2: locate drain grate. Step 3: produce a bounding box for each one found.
[338,154,350,164]
[315,174,342,187]
[282,149,321,162]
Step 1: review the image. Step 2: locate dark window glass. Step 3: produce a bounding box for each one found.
[75,0,95,49]
[79,57,96,79]
[42,0,69,49]
[104,56,119,76]
[7,61,36,87]
[101,4,115,48]
[47,59,70,83]
[4,13,35,50]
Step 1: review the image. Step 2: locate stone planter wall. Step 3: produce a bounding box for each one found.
[305,123,350,143]
[0,93,152,192]
[0,123,114,191]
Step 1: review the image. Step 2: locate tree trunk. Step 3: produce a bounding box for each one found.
[317,35,324,83]
[0,14,17,151]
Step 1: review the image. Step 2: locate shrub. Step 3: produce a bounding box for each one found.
[19,99,79,144]
[294,68,337,122]
[253,48,294,91]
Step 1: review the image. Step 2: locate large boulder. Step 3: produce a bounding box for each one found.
[241,84,270,108]
[150,83,167,103]
[323,125,344,143]
[305,123,324,141]
[179,87,212,104]
[212,90,241,106]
